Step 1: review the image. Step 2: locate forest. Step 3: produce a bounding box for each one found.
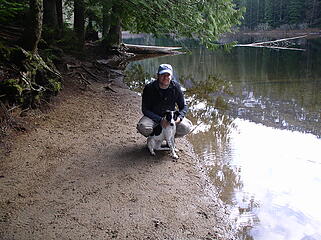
[236,0,321,30]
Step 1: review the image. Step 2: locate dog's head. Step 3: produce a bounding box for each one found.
[164,110,180,126]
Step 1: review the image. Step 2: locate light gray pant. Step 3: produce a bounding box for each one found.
[137,116,193,138]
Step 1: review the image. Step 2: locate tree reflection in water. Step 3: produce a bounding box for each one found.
[181,75,239,201]
[124,64,152,93]
[183,74,258,239]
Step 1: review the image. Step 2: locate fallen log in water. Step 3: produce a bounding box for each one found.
[237,44,306,51]
[236,35,307,51]
[124,44,183,54]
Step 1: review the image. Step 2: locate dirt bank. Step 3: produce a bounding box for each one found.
[0,62,237,239]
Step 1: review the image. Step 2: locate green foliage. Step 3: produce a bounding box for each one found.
[42,25,60,46]
[86,0,104,32]
[118,0,244,49]
[81,0,242,49]
[237,0,321,30]
[0,77,32,106]
[55,26,79,52]
[288,0,305,24]
[48,0,243,49]
[1,78,24,95]
[48,78,62,92]
[0,42,11,61]
[0,47,62,108]
[0,0,28,24]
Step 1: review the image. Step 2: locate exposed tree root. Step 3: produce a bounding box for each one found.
[104,83,117,93]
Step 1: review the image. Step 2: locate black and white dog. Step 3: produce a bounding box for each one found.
[147,110,180,159]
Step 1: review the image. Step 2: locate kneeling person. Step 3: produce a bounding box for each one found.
[137,64,192,138]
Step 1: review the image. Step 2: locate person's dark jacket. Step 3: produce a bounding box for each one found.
[142,80,188,123]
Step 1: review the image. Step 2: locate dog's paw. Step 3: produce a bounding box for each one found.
[171,153,179,159]
[150,151,156,156]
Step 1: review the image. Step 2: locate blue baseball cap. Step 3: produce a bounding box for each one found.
[158,64,173,75]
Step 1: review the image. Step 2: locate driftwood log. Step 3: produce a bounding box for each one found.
[124,44,182,54]
[237,35,307,51]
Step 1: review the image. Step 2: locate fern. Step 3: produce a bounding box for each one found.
[0,0,28,23]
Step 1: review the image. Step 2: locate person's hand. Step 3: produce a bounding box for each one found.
[175,117,182,124]
[161,118,170,128]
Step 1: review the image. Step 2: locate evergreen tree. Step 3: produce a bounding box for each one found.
[0,0,28,24]
[288,0,305,24]
[264,0,276,27]
[237,0,321,29]
[305,0,321,26]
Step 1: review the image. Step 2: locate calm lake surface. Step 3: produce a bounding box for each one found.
[124,36,321,240]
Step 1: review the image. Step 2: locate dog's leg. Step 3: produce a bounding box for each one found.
[171,138,179,152]
[154,139,165,151]
[157,140,170,151]
[147,137,156,156]
[168,137,178,159]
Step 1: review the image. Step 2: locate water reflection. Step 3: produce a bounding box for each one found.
[124,64,152,93]
[188,112,321,240]
[225,120,321,240]
[188,100,321,240]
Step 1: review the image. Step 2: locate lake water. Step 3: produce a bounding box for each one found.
[124,36,321,240]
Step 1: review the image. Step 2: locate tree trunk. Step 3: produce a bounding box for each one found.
[85,17,99,41]
[43,0,57,27]
[104,5,122,49]
[23,0,43,53]
[106,19,121,48]
[74,0,85,49]
[56,0,63,36]
[102,3,112,38]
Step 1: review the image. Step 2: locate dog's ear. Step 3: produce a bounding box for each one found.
[165,110,171,114]
[174,111,180,120]
[163,110,172,118]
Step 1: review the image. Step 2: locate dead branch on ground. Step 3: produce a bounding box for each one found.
[66,63,108,82]
[104,83,117,93]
